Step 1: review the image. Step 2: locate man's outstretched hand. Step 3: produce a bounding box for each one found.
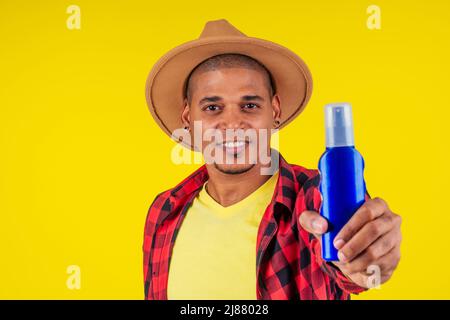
[299,197,402,288]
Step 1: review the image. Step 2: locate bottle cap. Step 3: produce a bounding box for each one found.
[325,102,354,147]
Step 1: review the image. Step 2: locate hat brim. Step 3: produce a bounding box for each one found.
[145,36,313,149]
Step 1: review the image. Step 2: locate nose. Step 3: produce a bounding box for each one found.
[217,106,245,131]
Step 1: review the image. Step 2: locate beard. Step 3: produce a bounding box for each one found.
[213,162,256,175]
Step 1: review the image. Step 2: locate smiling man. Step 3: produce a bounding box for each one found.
[143,19,402,300]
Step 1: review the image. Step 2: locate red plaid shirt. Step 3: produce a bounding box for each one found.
[143,151,370,300]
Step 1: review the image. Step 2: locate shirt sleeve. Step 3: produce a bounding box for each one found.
[306,173,372,295]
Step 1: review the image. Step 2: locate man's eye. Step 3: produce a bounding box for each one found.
[243,103,258,109]
[205,105,219,111]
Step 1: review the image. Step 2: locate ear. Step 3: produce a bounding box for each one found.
[181,98,190,127]
[271,93,281,121]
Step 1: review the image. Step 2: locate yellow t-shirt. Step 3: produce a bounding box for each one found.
[167,170,279,300]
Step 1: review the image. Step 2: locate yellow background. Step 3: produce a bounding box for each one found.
[1,0,449,299]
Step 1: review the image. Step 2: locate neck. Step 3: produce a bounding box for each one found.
[204,161,275,207]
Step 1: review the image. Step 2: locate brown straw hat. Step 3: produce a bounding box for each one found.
[145,19,313,147]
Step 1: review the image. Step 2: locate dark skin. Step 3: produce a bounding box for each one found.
[181,67,402,289]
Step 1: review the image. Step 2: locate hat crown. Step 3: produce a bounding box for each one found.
[199,19,246,38]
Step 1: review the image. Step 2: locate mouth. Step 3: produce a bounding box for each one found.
[217,140,250,155]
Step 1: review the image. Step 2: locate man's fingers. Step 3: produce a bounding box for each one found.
[334,197,388,249]
[337,214,395,262]
[299,210,328,236]
[336,244,400,287]
[338,219,398,265]
[339,232,401,276]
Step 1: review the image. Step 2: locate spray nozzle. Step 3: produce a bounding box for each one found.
[325,103,355,147]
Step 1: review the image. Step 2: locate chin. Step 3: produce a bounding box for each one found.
[213,162,255,175]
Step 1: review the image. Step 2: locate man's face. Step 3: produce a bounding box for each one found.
[182,67,281,175]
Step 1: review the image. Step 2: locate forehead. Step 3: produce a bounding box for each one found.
[190,67,269,98]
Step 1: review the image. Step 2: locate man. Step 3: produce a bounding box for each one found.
[143,19,402,300]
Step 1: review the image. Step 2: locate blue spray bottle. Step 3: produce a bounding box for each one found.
[318,103,367,261]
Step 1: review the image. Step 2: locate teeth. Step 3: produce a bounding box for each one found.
[223,141,245,148]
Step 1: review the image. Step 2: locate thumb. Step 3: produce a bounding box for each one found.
[299,210,328,236]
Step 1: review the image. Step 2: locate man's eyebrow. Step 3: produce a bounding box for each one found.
[199,96,223,105]
[242,95,264,101]
[198,95,265,105]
